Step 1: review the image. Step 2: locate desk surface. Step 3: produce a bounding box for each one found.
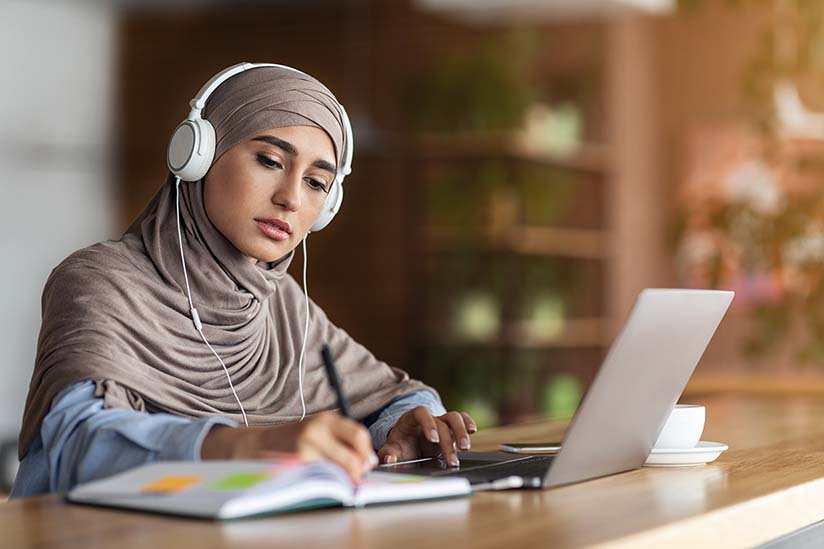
[5,393,824,549]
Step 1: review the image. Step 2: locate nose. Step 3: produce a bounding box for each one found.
[271,172,302,212]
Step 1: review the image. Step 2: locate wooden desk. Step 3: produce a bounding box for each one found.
[5,393,824,548]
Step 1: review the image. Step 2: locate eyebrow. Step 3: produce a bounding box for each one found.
[251,135,337,175]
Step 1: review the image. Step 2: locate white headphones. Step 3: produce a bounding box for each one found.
[167,61,354,232]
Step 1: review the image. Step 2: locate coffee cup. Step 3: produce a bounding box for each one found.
[653,404,705,449]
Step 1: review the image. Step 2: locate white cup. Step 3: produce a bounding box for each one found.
[653,404,705,449]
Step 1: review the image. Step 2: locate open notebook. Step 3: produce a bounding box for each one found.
[66,458,472,519]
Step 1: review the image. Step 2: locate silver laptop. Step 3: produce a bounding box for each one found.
[379,289,734,489]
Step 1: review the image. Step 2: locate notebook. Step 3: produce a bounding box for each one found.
[66,458,472,519]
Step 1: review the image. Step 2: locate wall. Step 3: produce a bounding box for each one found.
[0,2,116,449]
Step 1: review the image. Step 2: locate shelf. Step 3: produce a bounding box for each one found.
[426,316,608,350]
[508,317,607,348]
[412,131,612,173]
[424,225,607,259]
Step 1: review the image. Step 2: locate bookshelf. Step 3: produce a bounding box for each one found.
[410,126,612,425]
[412,130,611,173]
[425,225,607,260]
[402,12,668,428]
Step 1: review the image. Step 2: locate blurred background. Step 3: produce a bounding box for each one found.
[5,0,824,491]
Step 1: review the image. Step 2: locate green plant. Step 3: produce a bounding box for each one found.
[541,374,582,419]
[520,165,576,226]
[408,30,540,132]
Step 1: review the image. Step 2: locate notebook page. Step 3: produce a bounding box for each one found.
[346,471,472,507]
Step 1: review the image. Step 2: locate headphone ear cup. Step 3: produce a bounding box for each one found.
[167,118,216,182]
[310,177,344,233]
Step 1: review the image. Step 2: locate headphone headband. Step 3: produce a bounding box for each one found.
[167,62,353,232]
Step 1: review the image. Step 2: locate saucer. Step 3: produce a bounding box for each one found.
[644,441,728,467]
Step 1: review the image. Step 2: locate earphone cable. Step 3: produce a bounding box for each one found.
[194,327,249,427]
[175,176,249,427]
[298,235,310,422]
[174,177,196,313]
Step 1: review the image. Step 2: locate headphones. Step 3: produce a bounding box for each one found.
[167,61,354,232]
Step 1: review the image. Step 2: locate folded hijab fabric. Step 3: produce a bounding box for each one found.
[17,65,439,459]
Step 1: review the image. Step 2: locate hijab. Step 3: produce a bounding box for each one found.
[18,65,438,459]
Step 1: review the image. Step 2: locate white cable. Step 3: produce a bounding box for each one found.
[174,177,196,313]
[297,236,310,422]
[175,177,249,427]
[193,327,248,427]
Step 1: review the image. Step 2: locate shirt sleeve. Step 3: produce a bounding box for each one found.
[13,380,236,495]
[362,390,448,450]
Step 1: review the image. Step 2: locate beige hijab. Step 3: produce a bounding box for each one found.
[18,65,438,459]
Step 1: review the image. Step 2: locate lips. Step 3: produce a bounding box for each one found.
[255,217,292,242]
[255,217,292,234]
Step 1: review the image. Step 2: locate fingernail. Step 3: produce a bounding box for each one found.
[469,425,478,433]
[362,461,372,473]
[370,454,379,466]
[430,429,440,443]
[459,437,470,450]
[448,454,460,467]
[385,455,397,464]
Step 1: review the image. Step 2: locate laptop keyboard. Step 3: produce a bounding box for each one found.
[431,455,555,486]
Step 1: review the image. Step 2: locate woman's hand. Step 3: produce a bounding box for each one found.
[378,407,478,467]
[201,411,378,484]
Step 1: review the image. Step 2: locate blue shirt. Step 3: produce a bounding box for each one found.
[10,381,446,498]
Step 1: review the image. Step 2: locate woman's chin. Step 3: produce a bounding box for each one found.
[245,242,296,264]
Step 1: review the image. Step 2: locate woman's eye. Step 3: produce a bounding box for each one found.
[306,178,329,192]
[256,153,328,192]
[256,154,282,170]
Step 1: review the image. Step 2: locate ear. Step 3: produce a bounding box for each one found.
[309,179,344,233]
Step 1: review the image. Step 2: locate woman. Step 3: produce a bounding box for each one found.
[11,63,476,497]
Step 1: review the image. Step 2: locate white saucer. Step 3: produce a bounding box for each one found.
[644,441,728,467]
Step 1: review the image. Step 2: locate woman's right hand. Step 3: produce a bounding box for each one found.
[201,411,379,484]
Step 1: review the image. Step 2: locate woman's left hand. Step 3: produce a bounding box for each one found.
[378,406,477,467]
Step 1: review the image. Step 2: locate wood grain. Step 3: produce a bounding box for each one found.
[5,393,824,548]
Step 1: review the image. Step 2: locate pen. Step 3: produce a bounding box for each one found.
[322,345,378,489]
[321,344,351,418]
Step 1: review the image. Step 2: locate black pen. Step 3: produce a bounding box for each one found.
[321,344,351,418]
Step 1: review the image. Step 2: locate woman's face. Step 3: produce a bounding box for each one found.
[203,125,337,263]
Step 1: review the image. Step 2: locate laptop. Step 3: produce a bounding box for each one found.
[379,289,734,489]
